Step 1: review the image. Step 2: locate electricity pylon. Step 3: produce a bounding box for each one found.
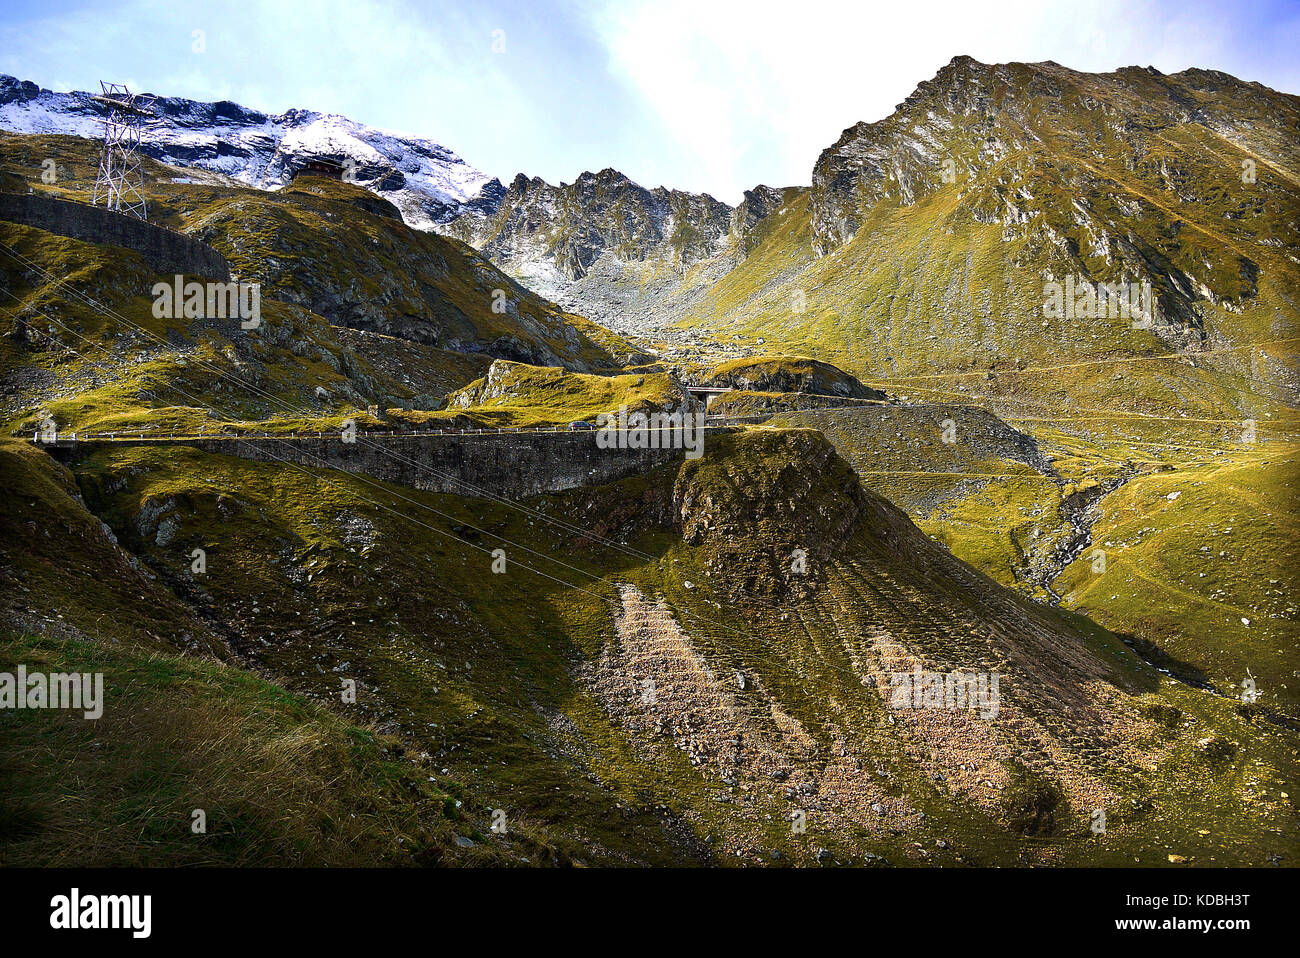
[91,82,154,220]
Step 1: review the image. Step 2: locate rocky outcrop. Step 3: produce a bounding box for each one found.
[703,357,883,399]
[454,168,734,278]
[730,185,796,254]
[671,429,876,603]
[443,168,795,333]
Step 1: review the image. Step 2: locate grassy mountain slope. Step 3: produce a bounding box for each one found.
[0,132,652,449]
[3,428,1294,866]
[766,403,1300,721]
[672,58,1298,421]
[0,629,533,867]
[1,62,1296,870]
[0,132,639,372]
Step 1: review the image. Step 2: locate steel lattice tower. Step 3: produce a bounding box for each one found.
[91,82,154,220]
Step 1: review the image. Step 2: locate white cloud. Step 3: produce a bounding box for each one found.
[3,0,1296,204]
[584,0,1299,201]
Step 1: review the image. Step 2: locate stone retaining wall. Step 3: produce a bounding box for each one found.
[57,429,730,499]
[0,191,229,280]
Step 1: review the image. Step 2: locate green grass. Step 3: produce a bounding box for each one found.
[429,360,689,427]
[1055,442,1300,712]
[0,629,527,866]
[3,99,1296,868]
[2,424,1296,866]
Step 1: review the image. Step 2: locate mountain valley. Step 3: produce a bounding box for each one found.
[0,55,1296,869]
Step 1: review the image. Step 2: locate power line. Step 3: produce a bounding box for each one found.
[6,237,1289,662]
[3,286,777,659]
[0,239,668,566]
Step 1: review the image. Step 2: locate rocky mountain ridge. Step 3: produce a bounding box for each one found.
[0,74,505,228]
[659,56,1298,403]
[441,56,1299,362]
[443,167,787,332]
[809,54,1300,262]
[8,59,1296,360]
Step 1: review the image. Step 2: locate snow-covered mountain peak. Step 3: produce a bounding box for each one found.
[0,75,504,228]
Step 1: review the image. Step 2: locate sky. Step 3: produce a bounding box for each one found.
[2,0,1297,204]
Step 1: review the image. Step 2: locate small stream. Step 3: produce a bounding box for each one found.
[1025,468,1135,604]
